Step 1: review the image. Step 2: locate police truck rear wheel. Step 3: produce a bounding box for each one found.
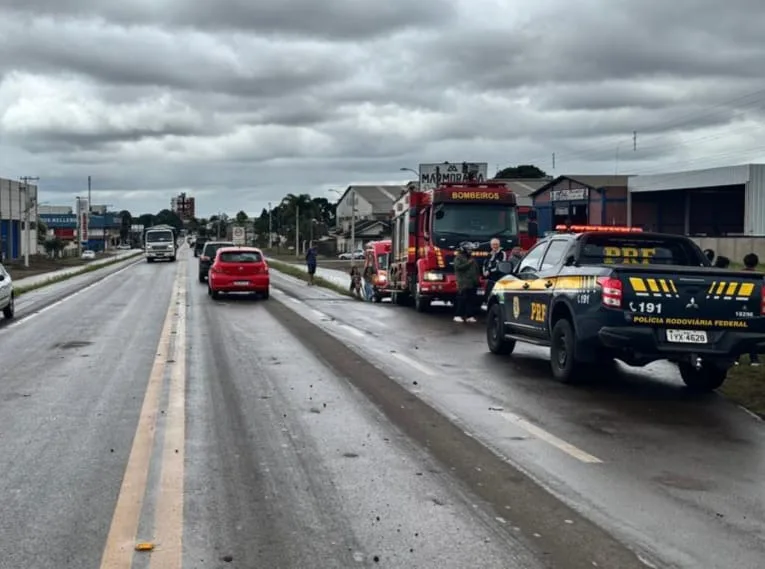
[678,362,727,392]
[486,303,514,355]
[550,318,581,383]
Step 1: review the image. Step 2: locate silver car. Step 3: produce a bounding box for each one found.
[0,263,15,319]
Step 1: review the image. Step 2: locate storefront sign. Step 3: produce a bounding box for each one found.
[550,188,589,202]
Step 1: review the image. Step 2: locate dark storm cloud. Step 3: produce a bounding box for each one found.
[0,0,456,40]
[419,0,765,91]
[0,20,351,96]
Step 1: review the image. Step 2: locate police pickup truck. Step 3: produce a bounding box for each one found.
[485,225,765,391]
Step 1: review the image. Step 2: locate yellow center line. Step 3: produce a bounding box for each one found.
[99,258,183,569]
[149,257,188,569]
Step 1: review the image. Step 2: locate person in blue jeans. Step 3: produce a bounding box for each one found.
[305,242,318,286]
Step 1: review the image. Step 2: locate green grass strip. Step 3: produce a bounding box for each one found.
[14,252,143,296]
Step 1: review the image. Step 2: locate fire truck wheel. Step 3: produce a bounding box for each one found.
[486,303,515,355]
[414,292,431,312]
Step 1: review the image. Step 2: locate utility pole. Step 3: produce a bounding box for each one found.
[633,131,637,151]
[295,204,300,257]
[268,202,273,249]
[20,176,39,268]
[350,189,356,268]
[88,176,92,213]
[552,153,556,170]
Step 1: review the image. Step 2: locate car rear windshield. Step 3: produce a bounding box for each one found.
[203,243,233,256]
[219,251,263,263]
[579,235,706,266]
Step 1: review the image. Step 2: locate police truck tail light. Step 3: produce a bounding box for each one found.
[761,284,765,316]
[597,276,623,307]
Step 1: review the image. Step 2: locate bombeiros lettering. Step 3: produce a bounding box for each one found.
[450,191,501,200]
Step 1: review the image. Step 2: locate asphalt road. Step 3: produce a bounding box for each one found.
[1,246,761,568]
[267,269,765,569]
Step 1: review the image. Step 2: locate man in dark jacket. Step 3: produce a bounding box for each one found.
[482,237,507,299]
[453,244,480,323]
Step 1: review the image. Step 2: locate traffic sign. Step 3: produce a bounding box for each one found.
[232,226,246,245]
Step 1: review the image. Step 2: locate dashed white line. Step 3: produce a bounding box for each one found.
[500,412,603,464]
[390,352,437,376]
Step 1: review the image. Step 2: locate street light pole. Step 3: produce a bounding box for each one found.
[350,189,356,268]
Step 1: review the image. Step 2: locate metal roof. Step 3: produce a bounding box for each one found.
[530,175,630,197]
[627,164,765,193]
[492,178,552,207]
[337,185,405,214]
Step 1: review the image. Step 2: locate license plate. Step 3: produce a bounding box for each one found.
[476,289,484,295]
[234,280,249,286]
[666,329,708,343]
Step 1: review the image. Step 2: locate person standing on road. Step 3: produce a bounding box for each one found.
[305,241,318,286]
[482,238,507,299]
[363,262,376,301]
[454,244,480,323]
[742,253,760,366]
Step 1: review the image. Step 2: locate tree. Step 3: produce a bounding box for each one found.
[137,213,155,228]
[119,210,133,242]
[494,164,548,179]
[311,197,336,225]
[235,210,249,224]
[154,209,183,230]
[37,218,48,244]
[43,237,65,258]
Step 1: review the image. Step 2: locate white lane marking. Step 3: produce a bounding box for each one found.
[390,352,436,376]
[289,297,302,304]
[0,260,141,333]
[311,308,326,319]
[500,412,603,464]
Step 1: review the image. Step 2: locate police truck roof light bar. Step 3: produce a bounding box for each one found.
[554,225,643,233]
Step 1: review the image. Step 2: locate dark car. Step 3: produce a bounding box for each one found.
[194,237,209,257]
[198,241,234,282]
[485,224,765,391]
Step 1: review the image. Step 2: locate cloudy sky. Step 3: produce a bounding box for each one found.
[1,0,765,217]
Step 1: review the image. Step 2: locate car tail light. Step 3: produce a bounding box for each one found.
[209,265,220,274]
[761,284,765,315]
[597,276,622,307]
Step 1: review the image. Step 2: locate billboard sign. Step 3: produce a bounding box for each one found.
[418,162,488,192]
[76,198,89,243]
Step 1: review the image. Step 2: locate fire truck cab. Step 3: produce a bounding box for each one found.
[362,239,392,303]
[387,182,520,312]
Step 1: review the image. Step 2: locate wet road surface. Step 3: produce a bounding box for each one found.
[2,246,612,569]
[268,268,765,569]
[2,245,760,568]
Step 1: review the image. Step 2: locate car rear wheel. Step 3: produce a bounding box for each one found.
[2,293,14,319]
[198,273,206,283]
[486,303,515,355]
[261,289,270,300]
[550,318,582,383]
[677,362,727,391]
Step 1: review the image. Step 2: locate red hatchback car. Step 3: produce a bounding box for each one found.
[207,247,270,300]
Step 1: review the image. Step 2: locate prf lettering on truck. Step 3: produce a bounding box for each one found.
[602,246,657,264]
[449,191,501,200]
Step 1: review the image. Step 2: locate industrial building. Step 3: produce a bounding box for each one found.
[0,177,39,261]
[171,192,195,221]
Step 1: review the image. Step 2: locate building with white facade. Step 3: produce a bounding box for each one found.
[0,177,39,261]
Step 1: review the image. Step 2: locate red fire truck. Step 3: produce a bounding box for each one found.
[387,182,520,312]
[517,205,540,250]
